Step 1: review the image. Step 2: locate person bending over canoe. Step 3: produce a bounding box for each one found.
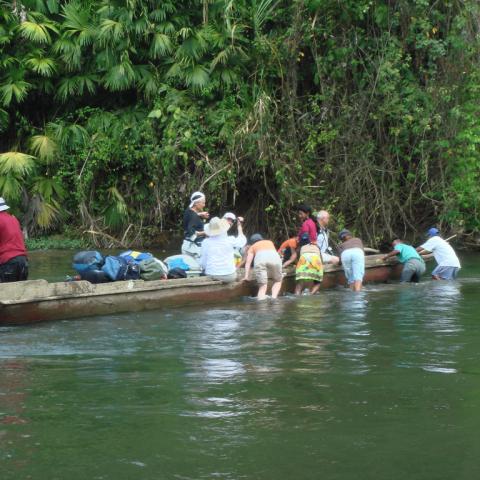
[382,239,426,283]
[243,234,283,300]
[337,229,365,292]
[297,204,318,243]
[416,228,461,280]
[295,233,323,295]
[182,191,210,259]
[200,217,237,283]
[278,237,298,268]
[316,210,340,265]
[0,197,28,283]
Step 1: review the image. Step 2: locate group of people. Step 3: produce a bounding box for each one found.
[182,192,462,299]
[0,191,462,296]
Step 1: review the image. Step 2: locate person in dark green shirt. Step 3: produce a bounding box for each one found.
[383,239,426,283]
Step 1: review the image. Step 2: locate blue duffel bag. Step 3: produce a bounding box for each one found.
[102,255,141,281]
[73,251,104,274]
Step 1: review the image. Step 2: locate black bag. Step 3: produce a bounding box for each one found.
[80,269,111,284]
[167,267,187,279]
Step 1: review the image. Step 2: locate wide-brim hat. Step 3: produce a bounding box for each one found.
[0,197,10,212]
[205,217,230,236]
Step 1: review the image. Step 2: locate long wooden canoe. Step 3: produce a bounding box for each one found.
[0,255,401,325]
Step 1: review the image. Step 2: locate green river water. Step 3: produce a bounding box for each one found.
[1,251,480,479]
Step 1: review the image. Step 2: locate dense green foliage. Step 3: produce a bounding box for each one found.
[1,0,479,245]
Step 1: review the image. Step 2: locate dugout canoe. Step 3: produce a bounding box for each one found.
[0,255,401,325]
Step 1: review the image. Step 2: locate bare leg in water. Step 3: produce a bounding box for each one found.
[271,281,282,299]
[351,280,362,292]
[311,282,321,294]
[257,284,268,300]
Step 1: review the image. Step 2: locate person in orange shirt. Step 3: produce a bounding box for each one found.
[277,237,298,268]
[243,234,283,300]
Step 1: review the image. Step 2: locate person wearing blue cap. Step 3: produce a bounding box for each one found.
[416,228,461,280]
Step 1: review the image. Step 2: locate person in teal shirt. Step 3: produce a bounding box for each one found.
[383,239,426,283]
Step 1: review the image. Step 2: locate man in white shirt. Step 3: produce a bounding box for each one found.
[316,210,340,265]
[416,227,461,280]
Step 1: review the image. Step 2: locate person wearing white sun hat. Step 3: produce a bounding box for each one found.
[200,217,238,283]
[0,197,28,282]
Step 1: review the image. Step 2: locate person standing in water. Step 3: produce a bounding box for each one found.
[297,204,318,244]
[337,229,365,292]
[243,234,283,300]
[295,233,323,295]
[0,197,28,283]
[382,239,426,282]
[182,191,209,259]
[416,228,461,280]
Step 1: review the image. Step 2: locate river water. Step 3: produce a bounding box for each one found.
[1,251,480,479]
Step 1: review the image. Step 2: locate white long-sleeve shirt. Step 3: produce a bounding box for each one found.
[200,233,236,276]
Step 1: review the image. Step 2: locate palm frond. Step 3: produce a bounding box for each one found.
[149,33,173,58]
[0,152,36,175]
[0,108,9,132]
[184,64,210,90]
[26,56,57,77]
[0,80,31,106]
[29,134,58,162]
[0,173,23,201]
[19,19,58,44]
[102,60,136,91]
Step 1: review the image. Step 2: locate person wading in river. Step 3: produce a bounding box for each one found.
[0,197,28,283]
[337,229,365,292]
[416,228,461,280]
[243,234,283,300]
[182,191,210,259]
[295,233,323,295]
[383,239,426,283]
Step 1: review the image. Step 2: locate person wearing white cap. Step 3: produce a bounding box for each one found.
[182,191,210,259]
[222,212,247,250]
[0,198,28,282]
[200,217,237,283]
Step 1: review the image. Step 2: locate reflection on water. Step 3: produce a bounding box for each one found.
[1,254,480,479]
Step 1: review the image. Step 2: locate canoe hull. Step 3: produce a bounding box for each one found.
[0,257,402,325]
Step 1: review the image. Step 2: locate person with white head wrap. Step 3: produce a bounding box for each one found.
[181,191,209,259]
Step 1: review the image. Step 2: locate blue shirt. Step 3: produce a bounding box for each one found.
[394,243,423,264]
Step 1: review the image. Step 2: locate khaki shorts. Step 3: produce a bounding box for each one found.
[254,261,283,285]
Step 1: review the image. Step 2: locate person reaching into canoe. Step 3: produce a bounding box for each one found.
[182,191,209,259]
[316,210,340,265]
[337,229,365,292]
[0,197,28,283]
[278,237,298,268]
[416,228,461,280]
[382,239,426,283]
[295,233,323,295]
[243,234,283,300]
[297,204,318,244]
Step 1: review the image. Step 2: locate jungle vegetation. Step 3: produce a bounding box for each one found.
[0,0,479,247]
